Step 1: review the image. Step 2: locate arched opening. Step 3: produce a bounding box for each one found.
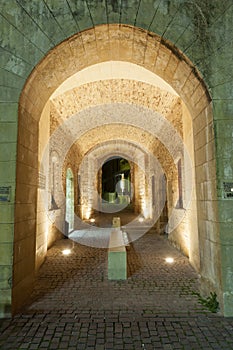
[65,168,74,233]
[102,157,131,206]
[13,24,219,315]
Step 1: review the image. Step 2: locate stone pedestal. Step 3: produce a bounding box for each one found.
[108,228,127,280]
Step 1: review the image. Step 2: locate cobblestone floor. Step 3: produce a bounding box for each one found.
[1,232,233,349]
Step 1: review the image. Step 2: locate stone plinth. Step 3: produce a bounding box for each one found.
[108,229,127,280]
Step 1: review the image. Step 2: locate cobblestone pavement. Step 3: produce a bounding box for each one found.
[1,232,233,349]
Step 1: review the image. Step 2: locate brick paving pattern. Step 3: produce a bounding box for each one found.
[1,231,233,349]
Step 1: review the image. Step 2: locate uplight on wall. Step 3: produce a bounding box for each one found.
[142,204,150,219]
[85,208,91,220]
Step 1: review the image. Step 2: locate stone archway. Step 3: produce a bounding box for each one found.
[78,140,150,220]
[14,24,219,315]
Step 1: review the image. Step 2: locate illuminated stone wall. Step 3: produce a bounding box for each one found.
[0,1,232,316]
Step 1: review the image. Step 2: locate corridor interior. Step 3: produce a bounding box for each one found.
[35,60,197,267]
[4,56,231,349]
[12,28,220,319]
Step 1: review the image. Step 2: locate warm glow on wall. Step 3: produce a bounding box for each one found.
[142,203,150,219]
[85,208,91,220]
[81,205,92,220]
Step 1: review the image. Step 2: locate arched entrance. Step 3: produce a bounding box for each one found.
[65,168,74,233]
[102,157,131,206]
[13,24,221,315]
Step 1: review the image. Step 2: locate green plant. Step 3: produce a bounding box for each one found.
[192,291,219,313]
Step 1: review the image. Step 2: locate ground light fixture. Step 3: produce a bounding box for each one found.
[138,217,144,223]
[165,257,174,263]
[62,249,71,255]
[90,218,95,223]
